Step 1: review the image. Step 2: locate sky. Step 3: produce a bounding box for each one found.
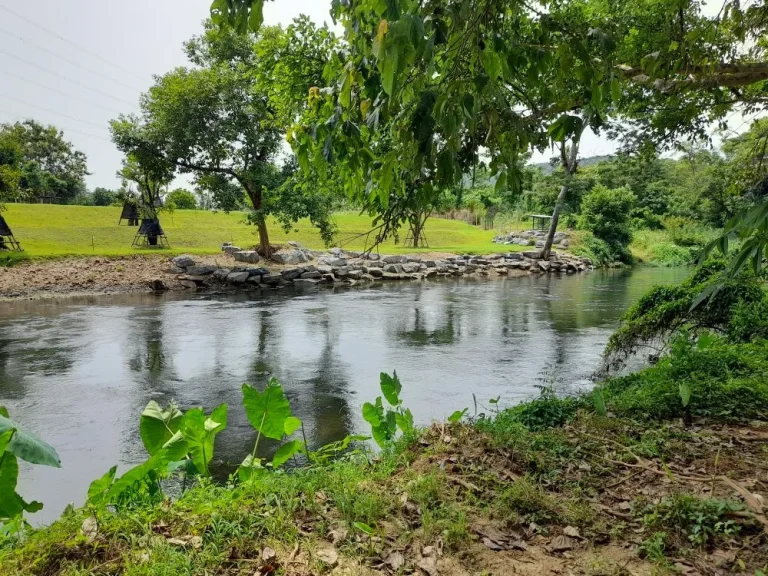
[0,1,753,191]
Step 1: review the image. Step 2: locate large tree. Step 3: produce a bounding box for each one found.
[0,120,88,204]
[112,20,338,257]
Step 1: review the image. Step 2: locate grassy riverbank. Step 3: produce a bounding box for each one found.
[1,331,767,575]
[1,204,524,259]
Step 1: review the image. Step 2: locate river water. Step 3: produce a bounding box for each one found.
[0,267,688,523]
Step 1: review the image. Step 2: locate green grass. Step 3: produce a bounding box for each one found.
[2,204,527,258]
[630,229,696,266]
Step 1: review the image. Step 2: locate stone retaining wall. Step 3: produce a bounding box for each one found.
[168,244,594,291]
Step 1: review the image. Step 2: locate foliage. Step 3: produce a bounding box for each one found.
[0,120,88,205]
[0,407,61,530]
[113,19,338,257]
[729,296,768,343]
[578,184,635,262]
[604,261,765,368]
[166,188,197,210]
[599,334,768,422]
[638,495,741,549]
[91,187,117,207]
[484,387,581,432]
[570,232,615,267]
[362,372,415,447]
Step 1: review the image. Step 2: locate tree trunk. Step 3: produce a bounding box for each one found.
[256,215,271,258]
[540,135,581,260]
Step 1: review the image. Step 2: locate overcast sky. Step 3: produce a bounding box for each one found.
[0,1,750,191]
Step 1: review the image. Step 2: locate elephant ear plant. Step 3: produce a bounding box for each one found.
[0,406,61,534]
[363,372,415,447]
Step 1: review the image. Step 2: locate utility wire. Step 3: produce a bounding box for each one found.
[0,27,145,93]
[0,109,113,142]
[2,70,124,114]
[0,48,137,107]
[0,3,147,83]
[0,92,109,130]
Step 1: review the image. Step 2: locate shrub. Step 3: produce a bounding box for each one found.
[579,184,636,261]
[166,188,197,210]
[729,296,768,343]
[663,216,709,248]
[571,232,616,267]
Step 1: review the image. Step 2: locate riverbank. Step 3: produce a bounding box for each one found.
[2,402,766,575]
[0,244,594,301]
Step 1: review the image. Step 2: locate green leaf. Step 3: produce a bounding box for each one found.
[679,382,692,408]
[611,76,621,102]
[353,521,374,535]
[238,454,264,482]
[86,465,117,506]
[284,416,302,436]
[0,450,43,517]
[242,380,293,441]
[248,0,265,32]
[272,440,303,467]
[394,408,414,433]
[447,409,467,423]
[105,455,160,502]
[362,402,382,427]
[180,404,227,476]
[495,171,507,195]
[0,410,60,468]
[0,429,13,455]
[480,49,502,81]
[139,401,183,456]
[380,372,402,406]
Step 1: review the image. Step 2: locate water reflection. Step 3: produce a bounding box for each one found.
[0,267,689,523]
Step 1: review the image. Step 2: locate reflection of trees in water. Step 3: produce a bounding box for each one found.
[392,286,459,346]
[127,309,175,389]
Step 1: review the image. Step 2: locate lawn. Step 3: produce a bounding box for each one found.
[1,204,529,258]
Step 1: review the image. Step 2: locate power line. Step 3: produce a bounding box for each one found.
[0,47,137,107]
[0,110,112,142]
[0,3,147,83]
[0,27,145,93]
[0,92,110,130]
[3,70,123,115]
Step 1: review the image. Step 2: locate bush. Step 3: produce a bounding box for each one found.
[571,232,618,267]
[579,184,636,262]
[166,188,197,210]
[729,296,768,343]
[599,335,768,422]
[663,216,711,248]
[92,187,117,207]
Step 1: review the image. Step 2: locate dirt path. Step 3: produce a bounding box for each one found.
[0,254,234,300]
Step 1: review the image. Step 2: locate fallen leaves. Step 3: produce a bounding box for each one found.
[316,546,339,567]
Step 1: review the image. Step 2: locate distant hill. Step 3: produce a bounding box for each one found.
[529,154,614,175]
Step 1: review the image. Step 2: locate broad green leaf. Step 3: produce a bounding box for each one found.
[86,465,117,506]
[370,423,389,448]
[362,402,382,427]
[139,401,183,456]
[180,404,227,476]
[611,76,621,102]
[679,382,692,408]
[380,372,402,406]
[495,171,507,195]
[0,451,43,517]
[0,429,13,455]
[284,416,302,436]
[272,440,303,467]
[105,455,160,502]
[480,49,502,81]
[447,409,467,423]
[394,409,414,433]
[0,411,60,468]
[248,0,264,32]
[242,380,292,440]
[238,454,264,483]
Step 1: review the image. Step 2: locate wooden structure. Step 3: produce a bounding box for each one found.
[132,218,169,248]
[0,215,22,251]
[118,201,140,226]
[526,213,552,230]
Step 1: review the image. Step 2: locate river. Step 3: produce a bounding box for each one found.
[0,266,688,524]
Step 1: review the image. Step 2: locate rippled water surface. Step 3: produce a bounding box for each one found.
[0,267,689,523]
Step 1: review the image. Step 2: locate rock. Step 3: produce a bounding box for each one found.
[327,247,344,256]
[506,252,524,260]
[171,254,195,268]
[522,250,541,259]
[360,273,375,281]
[538,261,550,272]
[347,269,363,280]
[281,268,304,281]
[300,271,322,279]
[423,260,436,267]
[233,251,261,264]
[148,279,167,291]
[322,273,336,282]
[383,264,402,273]
[286,240,304,249]
[261,274,283,286]
[169,265,185,274]
[317,265,333,274]
[382,255,406,264]
[402,263,420,273]
[247,267,270,277]
[367,253,380,261]
[179,280,197,290]
[367,268,384,278]
[221,245,241,254]
[226,271,250,283]
[335,267,349,278]
[213,268,231,279]
[424,268,437,278]
[179,275,208,285]
[293,278,319,285]
[186,265,216,275]
[272,250,310,265]
[247,275,261,285]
